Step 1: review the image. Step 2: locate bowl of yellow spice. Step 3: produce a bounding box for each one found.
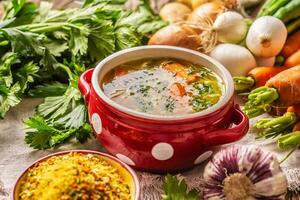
[13,150,140,200]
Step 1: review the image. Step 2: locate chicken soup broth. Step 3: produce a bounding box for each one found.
[102,59,223,115]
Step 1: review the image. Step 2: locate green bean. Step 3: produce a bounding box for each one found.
[274,0,300,23]
[258,0,277,16]
[261,0,290,16]
[287,17,300,34]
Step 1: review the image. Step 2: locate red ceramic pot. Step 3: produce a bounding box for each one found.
[78,46,249,172]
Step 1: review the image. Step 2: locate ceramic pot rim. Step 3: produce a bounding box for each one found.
[12,150,140,200]
[92,45,234,121]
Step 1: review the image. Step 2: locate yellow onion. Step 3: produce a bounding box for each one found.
[148,24,201,50]
[159,2,192,22]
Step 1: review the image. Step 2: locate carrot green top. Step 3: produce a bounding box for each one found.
[18,152,131,200]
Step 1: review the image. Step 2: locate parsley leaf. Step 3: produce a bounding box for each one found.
[162,175,200,200]
[15,61,39,92]
[28,82,68,97]
[24,115,78,149]
[0,83,21,118]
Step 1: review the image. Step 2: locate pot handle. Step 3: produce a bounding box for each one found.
[204,105,249,146]
[78,68,94,105]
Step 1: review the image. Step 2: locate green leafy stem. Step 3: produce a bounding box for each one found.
[243,86,279,118]
[233,76,255,92]
[278,131,300,163]
[255,112,298,139]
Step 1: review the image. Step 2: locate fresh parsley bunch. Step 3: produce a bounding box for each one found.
[0,0,166,149]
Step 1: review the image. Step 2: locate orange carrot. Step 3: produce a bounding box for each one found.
[281,31,300,58]
[284,49,300,68]
[234,66,290,92]
[266,65,300,106]
[163,62,197,83]
[114,67,128,77]
[248,66,290,87]
[170,82,186,97]
[287,105,300,118]
[293,121,300,132]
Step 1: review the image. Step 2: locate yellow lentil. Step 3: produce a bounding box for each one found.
[18,152,131,200]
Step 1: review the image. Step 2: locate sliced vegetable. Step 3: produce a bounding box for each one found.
[281,30,300,58]
[243,65,300,118]
[284,49,300,68]
[159,2,192,22]
[209,43,256,76]
[246,16,287,58]
[203,145,287,200]
[273,0,300,23]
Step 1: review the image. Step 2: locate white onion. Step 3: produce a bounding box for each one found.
[213,11,248,44]
[255,56,275,67]
[246,16,287,58]
[210,43,256,76]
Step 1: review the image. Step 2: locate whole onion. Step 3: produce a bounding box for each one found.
[203,145,288,200]
[187,2,224,30]
[148,24,201,50]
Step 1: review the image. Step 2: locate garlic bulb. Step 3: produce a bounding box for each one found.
[203,145,288,200]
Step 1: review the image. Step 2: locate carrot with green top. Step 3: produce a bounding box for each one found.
[243,65,300,118]
[255,105,300,139]
[234,66,289,92]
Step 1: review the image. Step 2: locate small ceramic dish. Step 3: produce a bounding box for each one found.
[13,150,140,200]
[78,45,249,172]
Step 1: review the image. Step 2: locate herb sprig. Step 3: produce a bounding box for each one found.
[0,0,166,149]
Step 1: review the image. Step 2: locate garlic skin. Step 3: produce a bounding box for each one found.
[203,145,287,200]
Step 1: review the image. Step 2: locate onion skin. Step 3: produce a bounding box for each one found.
[148,24,201,50]
[191,0,209,10]
[159,2,192,22]
[246,16,287,58]
[187,2,224,31]
[203,145,287,200]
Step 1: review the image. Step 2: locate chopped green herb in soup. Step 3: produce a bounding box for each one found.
[102,59,223,115]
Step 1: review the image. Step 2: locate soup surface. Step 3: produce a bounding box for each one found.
[102,59,223,115]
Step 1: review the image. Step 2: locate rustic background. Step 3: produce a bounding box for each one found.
[0,0,299,200]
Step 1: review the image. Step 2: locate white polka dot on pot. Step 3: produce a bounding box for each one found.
[116,154,135,166]
[91,113,102,134]
[151,143,174,161]
[194,151,213,165]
